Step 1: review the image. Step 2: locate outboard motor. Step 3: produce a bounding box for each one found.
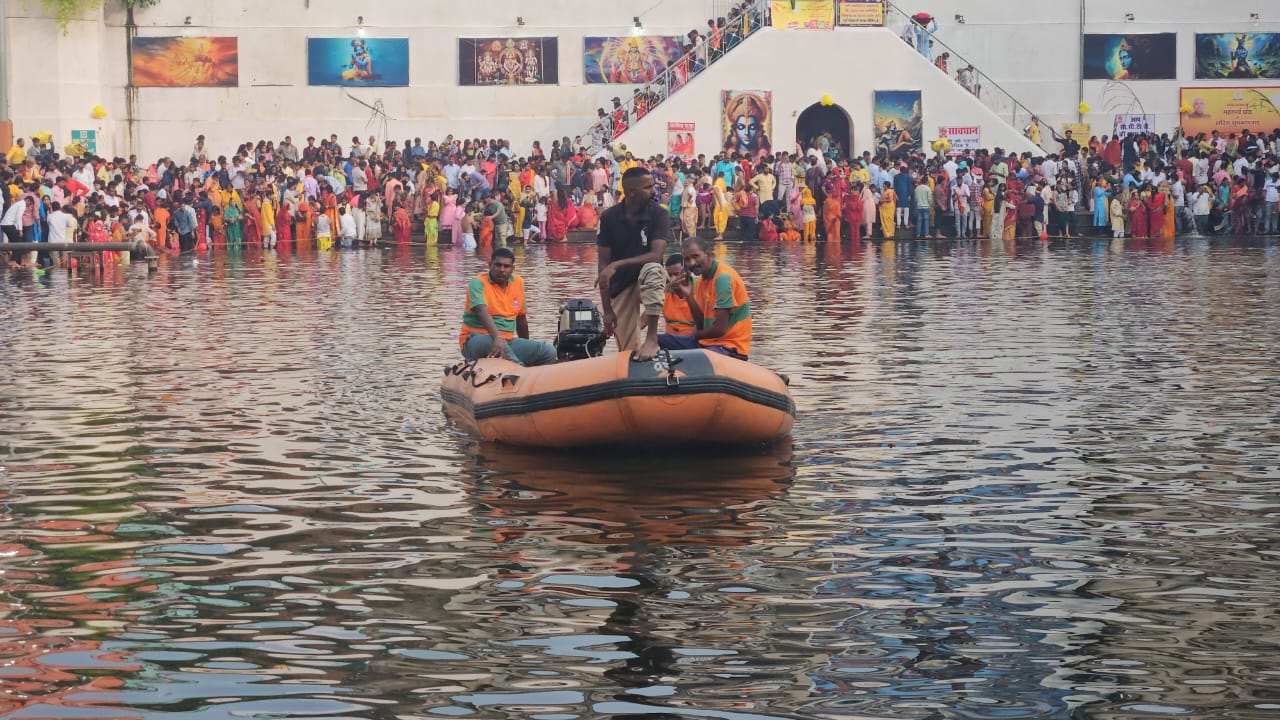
[554,299,607,361]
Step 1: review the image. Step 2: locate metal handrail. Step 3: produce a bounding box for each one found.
[882,1,1047,148]
[580,0,1049,154]
[582,0,772,153]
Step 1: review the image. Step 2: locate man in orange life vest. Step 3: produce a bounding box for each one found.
[657,237,752,361]
[458,248,557,366]
[661,253,696,337]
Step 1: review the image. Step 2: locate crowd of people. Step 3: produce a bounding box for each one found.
[4,120,1280,271]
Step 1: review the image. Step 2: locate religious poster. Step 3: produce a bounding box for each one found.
[1112,113,1155,139]
[131,36,239,87]
[307,38,410,87]
[937,125,979,156]
[721,91,773,156]
[459,37,558,86]
[770,0,835,30]
[667,122,696,159]
[873,90,922,157]
[836,0,885,27]
[1180,87,1280,137]
[1195,33,1280,79]
[1082,33,1177,80]
[584,36,684,84]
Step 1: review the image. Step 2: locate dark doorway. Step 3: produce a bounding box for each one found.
[796,103,853,157]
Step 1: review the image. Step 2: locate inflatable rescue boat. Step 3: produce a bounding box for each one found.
[441,349,794,448]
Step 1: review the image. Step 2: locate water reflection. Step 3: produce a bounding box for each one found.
[1,237,1278,719]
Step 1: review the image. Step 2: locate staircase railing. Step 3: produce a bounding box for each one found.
[882,1,1047,149]
[581,0,772,153]
[578,0,1049,155]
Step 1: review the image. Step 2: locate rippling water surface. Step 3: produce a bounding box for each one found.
[2,237,1278,720]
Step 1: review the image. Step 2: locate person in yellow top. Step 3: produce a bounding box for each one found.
[657,237,752,360]
[5,138,26,166]
[661,253,696,336]
[260,195,277,247]
[459,247,556,366]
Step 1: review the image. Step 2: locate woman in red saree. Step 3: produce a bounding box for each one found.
[243,195,262,246]
[1146,187,1168,239]
[544,190,578,241]
[276,199,294,246]
[1129,191,1148,239]
[393,203,411,243]
[842,186,863,244]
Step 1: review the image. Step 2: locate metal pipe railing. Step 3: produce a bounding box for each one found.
[582,0,772,153]
[882,1,1046,148]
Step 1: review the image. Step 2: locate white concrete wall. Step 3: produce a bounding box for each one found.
[616,27,1039,160]
[900,0,1280,140]
[3,0,724,159]
[4,0,1279,159]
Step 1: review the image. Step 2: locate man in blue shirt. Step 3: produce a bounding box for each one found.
[443,158,462,194]
[466,170,492,202]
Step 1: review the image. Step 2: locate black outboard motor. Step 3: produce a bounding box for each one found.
[554,299,607,361]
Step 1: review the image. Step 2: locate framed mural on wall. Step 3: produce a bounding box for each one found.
[459,37,558,86]
[131,36,239,87]
[873,90,921,157]
[1180,87,1280,136]
[1195,33,1280,79]
[584,36,683,84]
[721,91,773,156]
[1082,33,1177,80]
[307,38,410,87]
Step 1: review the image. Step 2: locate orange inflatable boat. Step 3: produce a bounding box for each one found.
[441,349,794,449]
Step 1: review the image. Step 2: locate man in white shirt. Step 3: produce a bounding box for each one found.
[1,195,26,267]
[1264,169,1280,235]
[338,205,357,247]
[1042,154,1059,186]
[942,157,958,181]
[46,202,72,244]
[1171,177,1187,234]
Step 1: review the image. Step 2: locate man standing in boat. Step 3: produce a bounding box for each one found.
[596,167,670,361]
[657,237,752,361]
[458,248,557,367]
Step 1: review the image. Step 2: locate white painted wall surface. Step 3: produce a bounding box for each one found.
[896,0,1280,139]
[3,0,1278,158]
[615,27,1039,160]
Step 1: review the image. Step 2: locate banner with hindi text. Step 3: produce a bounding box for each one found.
[938,126,979,156]
[770,0,834,30]
[836,0,884,27]
[1179,87,1280,137]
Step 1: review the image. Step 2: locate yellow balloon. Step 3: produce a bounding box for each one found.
[91,104,107,119]
[820,93,834,107]
[1078,101,1091,114]
[1179,102,1192,114]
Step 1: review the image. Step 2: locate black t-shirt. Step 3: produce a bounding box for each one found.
[597,200,671,298]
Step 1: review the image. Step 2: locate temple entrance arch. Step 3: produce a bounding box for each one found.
[796,103,853,158]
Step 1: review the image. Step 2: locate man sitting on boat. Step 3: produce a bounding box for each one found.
[459,248,557,367]
[657,237,752,361]
[597,166,670,362]
[662,253,696,337]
